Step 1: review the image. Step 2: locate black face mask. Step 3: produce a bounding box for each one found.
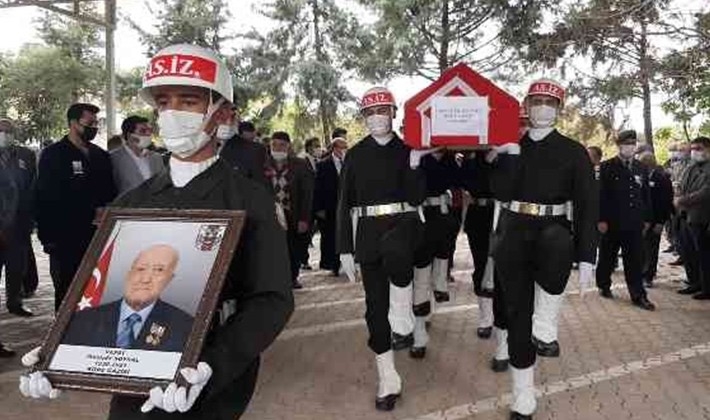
[80,125,98,143]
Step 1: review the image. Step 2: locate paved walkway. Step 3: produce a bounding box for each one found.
[1,235,709,420]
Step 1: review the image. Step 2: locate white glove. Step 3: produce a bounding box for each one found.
[141,362,212,414]
[340,254,357,283]
[485,143,521,163]
[578,262,594,296]
[409,148,441,169]
[19,347,61,400]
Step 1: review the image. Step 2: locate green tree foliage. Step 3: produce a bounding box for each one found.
[236,0,362,143]
[353,0,552,80]
[127,0,231,55]
[522,0,683,150]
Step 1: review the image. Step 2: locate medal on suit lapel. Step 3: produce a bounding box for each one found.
[18,159,26,170]
[145,322,166,346]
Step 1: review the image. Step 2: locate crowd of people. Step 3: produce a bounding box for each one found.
[0,42,709,420]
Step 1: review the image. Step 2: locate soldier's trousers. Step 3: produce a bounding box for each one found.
[464,204,495,296]
[362,260,413,355]
[493,212,573,369]
[414,208,458,268]
[596,229,646,301]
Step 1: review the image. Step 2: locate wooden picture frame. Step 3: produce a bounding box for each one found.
[34,208,245,397]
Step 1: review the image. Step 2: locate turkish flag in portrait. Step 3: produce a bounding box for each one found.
[76,233,118,311]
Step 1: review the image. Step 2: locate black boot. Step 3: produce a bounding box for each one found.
[510,411,532,419]
[433,291,450,303]
[0,342,16,358]
[375,394,400,411]
[392,332,414,351]
[477,326,492,339]
[490,358,509,373]
[532,336,560,358]
[409,346,426,359]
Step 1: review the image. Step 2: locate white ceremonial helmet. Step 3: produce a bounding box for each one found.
[359,86,397,112]
[525,78,566,107]
[139,43,234,106]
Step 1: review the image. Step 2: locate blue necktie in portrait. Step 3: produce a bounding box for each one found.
[116,313,142,349]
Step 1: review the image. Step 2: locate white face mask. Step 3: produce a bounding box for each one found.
[216,124,237,141]
[365,115,392,138]
[619,144,636,159]
[131,134,152,150]
[157,99,223,159]
[271,150,288,161]
[529,105,558,128]
[0,132,10,147]
[691,149,708,163]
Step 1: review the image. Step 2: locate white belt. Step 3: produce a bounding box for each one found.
[351,202,420,218]
[472,198,495,207]
[350,202,425,249]
[502,200,573,220]
[423,194,451,214]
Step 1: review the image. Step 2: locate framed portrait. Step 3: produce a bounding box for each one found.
[34,208,245,396]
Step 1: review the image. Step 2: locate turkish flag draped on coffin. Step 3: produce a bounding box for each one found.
[403,63,521,150]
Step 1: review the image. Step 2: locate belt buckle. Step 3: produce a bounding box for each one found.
[519,202,541,216]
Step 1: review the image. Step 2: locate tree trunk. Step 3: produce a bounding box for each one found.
[438,1,451,75]
[311,0,330,145]
[639,20,654,152]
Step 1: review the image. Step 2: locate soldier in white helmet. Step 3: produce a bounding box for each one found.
[19,44,294,420]
[337,87,433,411]
[486,79,598,419]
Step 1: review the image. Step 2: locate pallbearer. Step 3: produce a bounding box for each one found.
[337,87,431,411]
[488,79,598,419]
[411,150,460,359]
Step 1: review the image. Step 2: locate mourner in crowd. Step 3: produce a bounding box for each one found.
[20,43,294,420]
[298,137,321,270]
[337,87,430,411]
[675,136,710,299]
[110,116,165,194]
[637,151,674,288]
[266,131,314,289]
[219,116,269,187]
[35,103,117,311]
[596,130,656,310]
[0,119,37,357]
[488,79,598,419]
[314,135,348,276]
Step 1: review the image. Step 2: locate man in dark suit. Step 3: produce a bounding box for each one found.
[62,244,193,352]
[596,130,655,310]
[219,118,269,188]
[314,136,348,276]
[266,131,314,288]
[638,152,674,288]
[36,103,117,311]
[0,118,36,320]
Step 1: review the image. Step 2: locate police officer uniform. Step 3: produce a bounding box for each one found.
[411,151,459,358]
[490,80,598,419]
[36,135,116,310]
[596,130,655,310]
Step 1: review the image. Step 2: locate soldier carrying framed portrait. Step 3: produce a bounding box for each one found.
[29,208,245,396]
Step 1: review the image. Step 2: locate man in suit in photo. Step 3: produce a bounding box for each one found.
[110,116,165,195]
[265,131,314,289]
[314,136,348,276]
[62,244,193,352]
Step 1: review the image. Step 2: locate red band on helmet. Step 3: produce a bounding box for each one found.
[145,54,217,84]
[360,91,395,109]
[528,81,565,102]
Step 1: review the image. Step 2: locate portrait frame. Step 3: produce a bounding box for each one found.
[34,208,245,397]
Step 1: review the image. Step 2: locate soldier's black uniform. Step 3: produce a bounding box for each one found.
[414,153,459,270]
[107,159,294,420]
[642,166,674,284]
[219,135,269,188]
[337,135,426,354]
[490,130,598,370]
[596,156,653,301]
[36,137,116,310]
[0,145,36,311]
